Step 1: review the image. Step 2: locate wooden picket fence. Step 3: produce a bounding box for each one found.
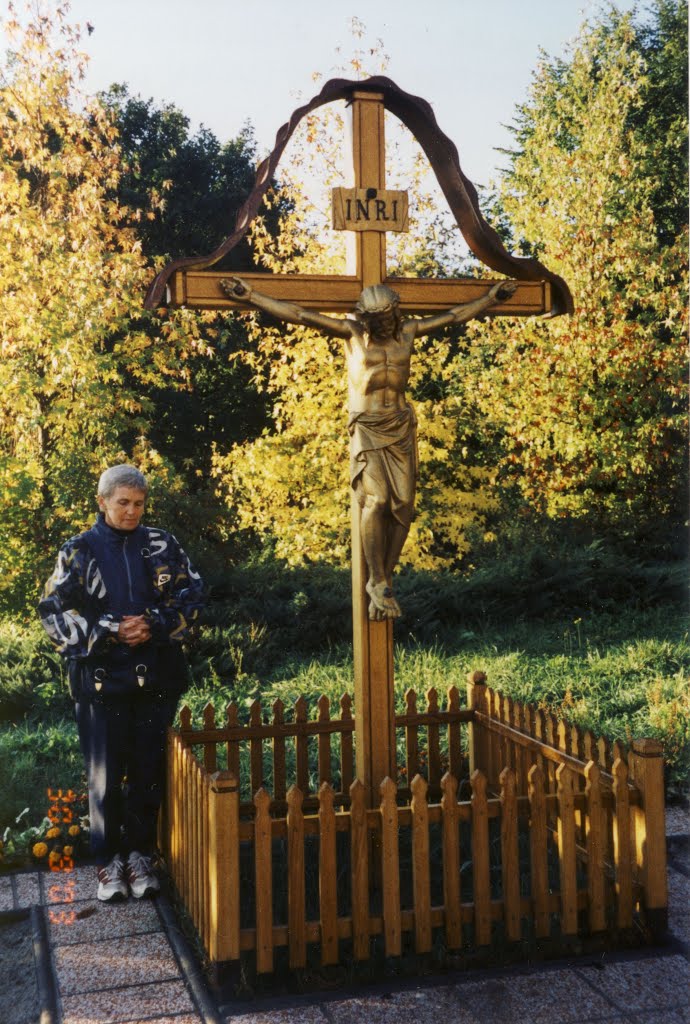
[163,672,668,976]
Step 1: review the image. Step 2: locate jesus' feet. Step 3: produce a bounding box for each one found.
[366,580,401,620]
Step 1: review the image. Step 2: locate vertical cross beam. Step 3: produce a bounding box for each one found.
[350,92,397,807]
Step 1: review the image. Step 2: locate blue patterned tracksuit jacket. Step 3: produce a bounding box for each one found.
[38,516,205,692]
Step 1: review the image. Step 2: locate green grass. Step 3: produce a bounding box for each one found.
[0,718,84,836]
[180,604,689,797]
[1,551,687,840]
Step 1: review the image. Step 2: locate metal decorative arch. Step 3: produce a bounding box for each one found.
[144,75,573,315]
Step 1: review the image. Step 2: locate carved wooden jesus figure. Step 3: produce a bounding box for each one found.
[222,276,518,620]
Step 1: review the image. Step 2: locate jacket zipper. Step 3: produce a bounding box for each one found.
[123,536,134,605]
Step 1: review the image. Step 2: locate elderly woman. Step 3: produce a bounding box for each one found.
[39,465,205,902]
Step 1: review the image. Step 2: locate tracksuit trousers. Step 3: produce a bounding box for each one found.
[75,695,178,865]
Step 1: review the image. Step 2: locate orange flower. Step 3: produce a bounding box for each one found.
[46,827,61,839]
[68,825,81,837]
[63,845,74,857]
[32,842,49,858]
[48,850,62,867]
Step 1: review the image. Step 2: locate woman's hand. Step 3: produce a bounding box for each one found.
[118,615,151,647]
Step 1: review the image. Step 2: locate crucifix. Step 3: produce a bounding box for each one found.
[145,78,571,809]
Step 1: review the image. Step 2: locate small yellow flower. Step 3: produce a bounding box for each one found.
[46,827,61,839]
[63,845,74,857]
[32,842,49,859]
[68,825,81,837]
[48,850,62,866]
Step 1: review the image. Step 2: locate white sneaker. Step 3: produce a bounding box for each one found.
[126,850,160,898]
[96,855,128,902]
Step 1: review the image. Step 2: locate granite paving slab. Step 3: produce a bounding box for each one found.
[13,871,41,909]
[44,864,101,904]
[453,976,551,1023]
[132,1017,203,1024]
[504,968,620,1023]
[328,988,474,1024]
[667,867,690,945]
[227,1011,327,1023]
[581,955,688,1014]
[665,806,689,835]
[631,1012,689,1024]
[0,874,15,912]
[48,896,161,945]
[54,931,181,995]
[60,977,196,1024]
[6,802,687,1024]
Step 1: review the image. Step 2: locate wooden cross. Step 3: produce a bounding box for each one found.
[153,89,559,809]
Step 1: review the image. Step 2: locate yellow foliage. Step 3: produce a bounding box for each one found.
[0,5,197,604]
[215,26,495,568]
[462,11,688,530]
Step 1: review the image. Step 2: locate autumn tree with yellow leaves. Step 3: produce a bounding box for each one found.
[1,4,685,608]
[463,2,688,538]
[212,28,499,570]
[0,3,198,606]
[215,6,687,565]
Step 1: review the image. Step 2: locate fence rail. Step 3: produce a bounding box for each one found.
[178,685,472,811]
[164,673,668,975]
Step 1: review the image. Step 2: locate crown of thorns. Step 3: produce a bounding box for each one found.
[355,285,401,316]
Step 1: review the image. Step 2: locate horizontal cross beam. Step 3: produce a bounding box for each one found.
[163,270,553,316]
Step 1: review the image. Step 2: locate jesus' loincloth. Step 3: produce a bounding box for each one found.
[348,405,418,528]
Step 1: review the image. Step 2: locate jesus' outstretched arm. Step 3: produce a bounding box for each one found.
[220,276,352,339]
[410,280,518,338]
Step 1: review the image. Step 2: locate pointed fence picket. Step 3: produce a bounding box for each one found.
[164,674,668,977]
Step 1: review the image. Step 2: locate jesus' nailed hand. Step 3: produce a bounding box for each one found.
[221,275,518,621]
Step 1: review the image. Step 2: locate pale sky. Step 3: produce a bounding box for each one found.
[55,0,644,189]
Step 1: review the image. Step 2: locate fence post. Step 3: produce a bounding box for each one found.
[249,700,263,796]
[466,672,488,777]
[411,774,432,953]
[208,771,240,965]
[426,688,442,792]
[441,772,461,951]
[446,686,463,780]
[470,769,491,946]
[584,761,606,935]
[500,767,521,942]
[318,695,332,787]
[318,782,338,965]
[254,786,274,973]
[173,736,184,884]
[528,765,550,939]
[380,777,402,957]
[629,739,668,937]
[340,694,355,792]
[183,748,193,909]
[405,688,419,784]
[556,764,578,938]
[349,779,370,960]
[272,699,287,802]
[202,703,217,771]
[612,759,633,929]
[163,728,175,867]
[287,784,306,968]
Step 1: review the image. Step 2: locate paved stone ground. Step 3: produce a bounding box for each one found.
[0,804,686,1024]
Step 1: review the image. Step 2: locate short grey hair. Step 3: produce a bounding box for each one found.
[97,465,148,499]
